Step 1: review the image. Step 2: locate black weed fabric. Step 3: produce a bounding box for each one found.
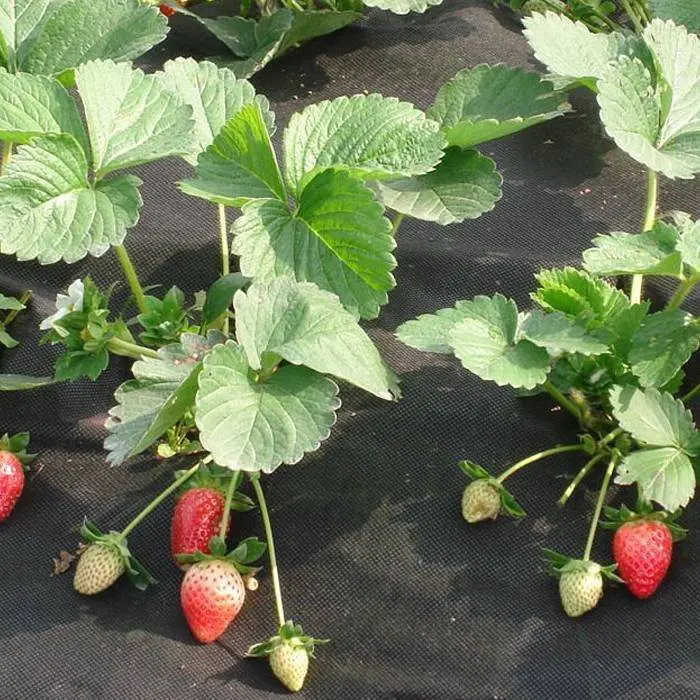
[1,2,698,698]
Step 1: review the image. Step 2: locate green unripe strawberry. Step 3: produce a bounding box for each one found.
[270,643,309,693]
[558,561,603,618]
[74,542,126,595]
[461,479,501,523]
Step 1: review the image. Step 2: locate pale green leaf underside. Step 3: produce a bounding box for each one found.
[161,57,273,165]
[196,341,340,473]
[232,169,396,320]
[520,310,609,355]
[0,373,54,390]
[449,294,551,389]
[0,293,23,310]
[283,93,445,195]
[677,219,700,270]
[15,0,167,76]
[180,102,285,206]
[395,301,473,354]
[279,9,361,51]
[427,64,569,148]
[650,0,700,33]
[0,134,141,264]
[0,71,87,150]
[75,59,196,178]
[610,384,698,448]
[362,0,443,15]
[616,447,695,511]
[628,309,700,388]
[105,331,224,466]
[374,148,502,224]
[234,278,399,399]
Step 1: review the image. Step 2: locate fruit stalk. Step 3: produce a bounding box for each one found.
[107,337,160,360]
[583,454,618,561]
[252,476,286,627]
[219,470,242,539]
[682,382,700,404]
[630,169,658,304]
[120,461,202,540]
[558,452,605,507]
[496,443,584,484]
[114,244,148,315]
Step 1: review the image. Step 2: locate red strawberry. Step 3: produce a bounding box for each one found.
[613,519,673,599]
[171,487,230,567]
[159,3,176,16]
[180,559,245,643]
[0,451,25,522]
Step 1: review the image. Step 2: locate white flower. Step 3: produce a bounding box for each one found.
[40,279,85,335]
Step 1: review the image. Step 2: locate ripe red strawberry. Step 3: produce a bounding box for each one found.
[613,519,673,599]
[181,559,245,643]
[171,487,230,567]
[0,450,25,522]
[159,3,176,16]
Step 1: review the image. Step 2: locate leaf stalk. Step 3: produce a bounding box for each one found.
[114,245,148,315]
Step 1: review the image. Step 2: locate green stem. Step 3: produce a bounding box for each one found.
[599,427,623,448]
[0,140,11,177]
[391,213,405,237]
[4,290,31,327]
[633,0,651,22]
[543,381,582,423]
[586,3,622,31]
[120,461,201,539]
[217,204,231,336]
[107,336,160,360]
[582,454,617,561]
[666,274,699,310]
[682,383,700,404]
[115,245,148,315]
[497,444,584,484]
[251,476,286,628]
[557,452,605,507]
[631,170,658,304]
[219,471,241,539]
[620,0,644,32]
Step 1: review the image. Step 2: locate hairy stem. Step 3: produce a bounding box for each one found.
[583,454,617,561]
[543,381,582,423]
[217,204,231,335]
[631,170,658,304]
[107,337,160,360]
[558,452,605,507]
[115,245,148,315]
[682,383,700,404]
[219,471,241,539]
[497,444,584,484]
[251,476,286,628]
[620,0,644,33]
[0,140,11,177]
[666,274,699,310]
[120,461,201,539]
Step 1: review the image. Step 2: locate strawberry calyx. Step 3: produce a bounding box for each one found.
[174,464,256,512]
[601,504,687,542]
[247,620,329,658]
[542,549,622,582]
[0,432,36,467]
[80,519,157,590]
[176,535,266,575]
[458,461,526,518]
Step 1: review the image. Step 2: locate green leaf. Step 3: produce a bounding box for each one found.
[520,310,609,355]
[448,294,551,389]
[395,301,474,354]
[179,102,285,206]
[16,0,168,76]
[0,72,87,149]
[615,447,695,511]
[677,217,700,271]
[0,327,17,347]
[583,222,683,277]
[105,331,225,466]
[283,93,445,195]
[202,273,249,326]
[161,57,274,165]
[75,59,196,178]
[0,0,52,68]
[279,9,361,52]
[232,169,396,320]
[650,0,700,33]
[0,293,24,310]
[374,148,502,224]
[0,373,54,390]
[427,65,569,148]
[628,309,700,388]
[523,11,624,82]
[610,385,698,448]
[361,0,443,14]
[195,341,340,473]
[0,134,142,264]
[598,22,700,179]
[234,278,399,400]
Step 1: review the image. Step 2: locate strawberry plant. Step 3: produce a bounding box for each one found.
[397,16,699,617]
